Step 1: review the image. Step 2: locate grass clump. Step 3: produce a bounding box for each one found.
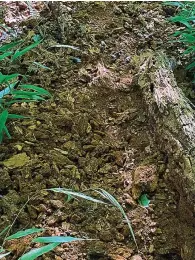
[164,2,195,78]
[0,37,51,143]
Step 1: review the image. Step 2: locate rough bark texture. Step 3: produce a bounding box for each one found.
[135,51,195,259]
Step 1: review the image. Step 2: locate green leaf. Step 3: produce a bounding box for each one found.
[0,81,17,98]
[94,188,138,249]
[181,33,195,43]
[163,2,183,7]
[0,225,11,237]
[4,99,37,106]
[66,194,74,202]
[0,40,23,53]
[6,228,45,240]
[0,110,9,133]
[138,194,150,207]
[169,16,192,28]
[0,51,12,61]
[48,188,107,205]
[3,125,11,139]
[12,40,41,61]
[33,62,52,71]
[0,73,19,84]
[70,57,81,63]
[172,30,184,37]
[0,252,11,258]
[33,236,84,243]
[183,47,195,54]
[19,242,60,260]
[32,34,42,42]
[19,85,51,97]
[186,61,195,70]
[12,94,45,101]
[8,114,30,119]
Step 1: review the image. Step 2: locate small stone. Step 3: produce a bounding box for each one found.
[98,163,112,174]
[14,144,23,151]
[55,256,63,260]
[47,215,59,226]
[130,255,143,260]
[115,232,125,242]
[3,153,30,169]
[149,244,154,253]
[113,6,122,15]
[50,200,64,209]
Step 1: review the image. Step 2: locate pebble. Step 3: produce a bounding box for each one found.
[130,255,143,260]
[50,200,64,209]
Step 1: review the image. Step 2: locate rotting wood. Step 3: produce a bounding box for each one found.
[134,50,195,259]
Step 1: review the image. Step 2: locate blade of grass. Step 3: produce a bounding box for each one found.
[48,188,108,205]
[0,40,23,52]
[0,226,11,237]
[0,52,12,61]
[94,188,138,250]
[19,242,60,260]
[12,40,41,61]
[33,236,85,243]
[19,84,51,97]
[5,228,45,240]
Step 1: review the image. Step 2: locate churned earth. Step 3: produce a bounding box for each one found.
[0,2,191,260]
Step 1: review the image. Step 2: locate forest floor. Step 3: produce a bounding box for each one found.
[0,2,193,260]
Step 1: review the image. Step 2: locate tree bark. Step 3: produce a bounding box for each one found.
[134,51,195,259]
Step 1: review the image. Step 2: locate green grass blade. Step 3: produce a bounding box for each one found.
[169,16,192,28]
[6,228,44,240]
[11,90,47,100]
[0,226,11,237]
[94,188,138,249]
[8,114,30,119]
[19,85,51,97]
[33,236,85,243]
[3,125,11,139]
[0,40,23,52]
[186,61,195,70]
[163,2,183,7]
[5,99,37,106]
[12,94,45,101]
[0,73,19,84]
[33,62,52,71]
[183,47,195,54]
[19,242,60,260]
[0,52,12,61]
[0,110,8,133]
[0,81,18,98]
[48,188,107,205]
[12,40,41,61]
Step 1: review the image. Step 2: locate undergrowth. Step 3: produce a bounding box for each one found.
[0,188,137,259]
[0,36,51,143]
[164,1,195,80]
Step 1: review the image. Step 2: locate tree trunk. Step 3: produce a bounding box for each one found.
[134,51,195,259]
